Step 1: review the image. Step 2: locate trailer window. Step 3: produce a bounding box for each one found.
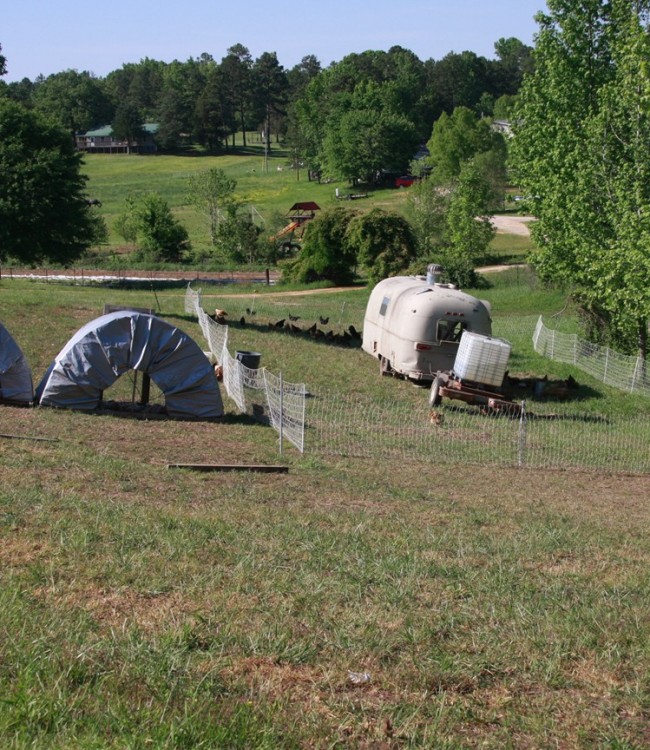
[437,319,466,342]
[379,296,390,316]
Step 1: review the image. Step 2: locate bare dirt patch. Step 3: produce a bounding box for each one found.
[0,536,49,566]
[35,584,195,633]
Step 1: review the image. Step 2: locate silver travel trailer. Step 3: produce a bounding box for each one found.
[362,265,493,382]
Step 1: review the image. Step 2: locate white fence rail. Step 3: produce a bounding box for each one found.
[533,316,650,396]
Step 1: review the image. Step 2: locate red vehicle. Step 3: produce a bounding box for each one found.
[395,175,415,188]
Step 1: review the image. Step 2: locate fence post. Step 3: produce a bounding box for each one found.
[573,334,578,365]
[532,317,540,351]
[279,372,284,456]
[604,348,609,384]
[630,357,640,393]
[517,401,527,468]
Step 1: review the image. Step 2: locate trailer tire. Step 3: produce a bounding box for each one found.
[429,376,443,407]
[379,356,391,376]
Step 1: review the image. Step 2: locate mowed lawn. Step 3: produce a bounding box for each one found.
[1,280,650,748]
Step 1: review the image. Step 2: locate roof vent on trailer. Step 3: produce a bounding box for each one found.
[426,264,443,285]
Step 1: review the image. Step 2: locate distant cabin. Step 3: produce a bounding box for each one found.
[76,123,159,154]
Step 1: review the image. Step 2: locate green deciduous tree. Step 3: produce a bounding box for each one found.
[493,94,519,120]
[323,104,418,184]
[407,163,495,287]
[116,193,189,262]
[187,168,237,246]
[406,179,449,255]
[510,0,650,357]
[104,59,165,121]
[347,209,418,285]
[426,106,501,183]
[33,70,113,143]
[281,207,358,285]
[111,101,145,153]
[0,98,99,265]
[444,163,496,285]
[428,51,491,114]
[292,50,427,180]
[212,205,263,264]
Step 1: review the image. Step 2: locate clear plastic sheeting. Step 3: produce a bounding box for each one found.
[0,322,34,403]
[36,311,223,419]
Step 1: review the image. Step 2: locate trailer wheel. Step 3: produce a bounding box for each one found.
[429,376,443,407]
[379,356,391,376]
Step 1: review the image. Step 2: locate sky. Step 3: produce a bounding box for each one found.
[3,0,546,83]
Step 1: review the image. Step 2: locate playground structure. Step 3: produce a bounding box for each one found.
[271,202,320,254]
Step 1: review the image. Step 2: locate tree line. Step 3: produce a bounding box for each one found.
[0,39,532,175]
[0,37,531,285]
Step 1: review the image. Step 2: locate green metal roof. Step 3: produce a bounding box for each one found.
[83,123,159,137]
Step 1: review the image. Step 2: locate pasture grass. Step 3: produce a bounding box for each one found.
[478,232,535,266]
[1,271,648,417]
[79,148,407,255]
[1,274,650,748]
[0,406,649,748]
[70,149,521,268]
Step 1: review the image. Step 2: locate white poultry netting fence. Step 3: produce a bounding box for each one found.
[186,285,307,452]
[305,393,650,474]
[186,287,650,472]
[533,316,650,397]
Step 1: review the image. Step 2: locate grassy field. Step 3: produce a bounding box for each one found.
[1,273,650,748]
[77,146,415,257]
[69,145,534,268]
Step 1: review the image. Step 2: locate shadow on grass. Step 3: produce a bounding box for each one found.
[226,317,362,349]
[163,312,201,324]
[443,399,610,423]
[162,145,288,158]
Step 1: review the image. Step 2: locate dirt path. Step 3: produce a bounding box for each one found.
[491,215,534,236]
[203,285,366,299]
